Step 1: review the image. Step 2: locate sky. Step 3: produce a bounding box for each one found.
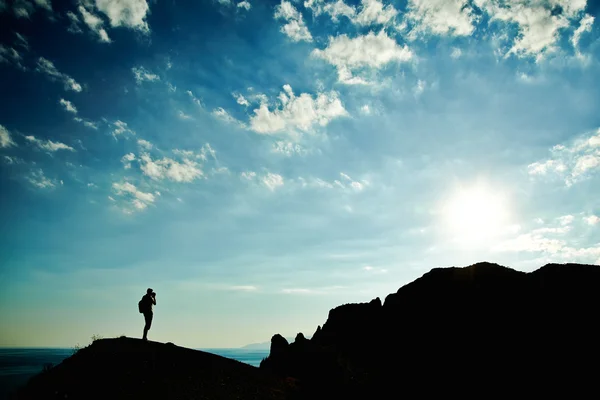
[0,0,599,348]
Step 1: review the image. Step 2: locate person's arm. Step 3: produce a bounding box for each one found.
[152,295,156,305]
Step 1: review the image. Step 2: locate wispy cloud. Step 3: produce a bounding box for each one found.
[112,181,156,212]
[36,57,82,92]
[78,5,111,43]
[528,128,600,186]
[132,66,160,84]
[27,169,56,189]
[0,124,16,148]
[59,98,78,114]
[25,135,75,152]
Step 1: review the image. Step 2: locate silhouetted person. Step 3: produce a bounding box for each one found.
[141,288,156,341]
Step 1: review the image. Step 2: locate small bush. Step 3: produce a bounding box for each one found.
[91,334,103,343]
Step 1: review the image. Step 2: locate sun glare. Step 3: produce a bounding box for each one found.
[443,185,510,245]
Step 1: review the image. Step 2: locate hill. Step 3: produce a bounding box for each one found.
[260,262,600,398]
[14,337,293,400]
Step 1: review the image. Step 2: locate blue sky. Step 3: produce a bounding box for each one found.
[0,0,599,348]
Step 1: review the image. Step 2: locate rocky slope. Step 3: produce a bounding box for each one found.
[260,262,600,398]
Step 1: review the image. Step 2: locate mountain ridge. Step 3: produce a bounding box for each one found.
[260,261,600,398]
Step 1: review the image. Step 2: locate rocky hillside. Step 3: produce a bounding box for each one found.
[260,262,600,398]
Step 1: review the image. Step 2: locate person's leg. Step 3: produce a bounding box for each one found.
[143,312,153,340]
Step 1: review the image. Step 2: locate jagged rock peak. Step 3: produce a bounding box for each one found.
[295,333,307,343]
[269,334,289,357]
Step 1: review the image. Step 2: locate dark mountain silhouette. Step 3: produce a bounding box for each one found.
[14,262,600,399]
[14,337,293,400]
[260,262,600,399]
[241,336,311,350]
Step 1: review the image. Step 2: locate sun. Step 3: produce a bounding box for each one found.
[442,185,510,245]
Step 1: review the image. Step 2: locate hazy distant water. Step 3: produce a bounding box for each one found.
[0,347,269,399]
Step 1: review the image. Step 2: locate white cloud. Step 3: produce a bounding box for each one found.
[112,181,155,212]
[14,32,29,50]
[325,0,355,22]
[557,215,574,226]
[413,79,426,96]
[74,117,99,129]
[272,141,307,156]
[66,11,83,33]
[360,104,372,115]
[132,66,160,84]
[95,0,150,32]
[274,0,313,42]
[0,125,16,148]
[237,1,251,10]
[121,152,136,169]
[249,84,347,135]
[178,110,192,120]
[0,45,25,69]
[312,30,413,84]
[241,171,257,181]
[262,172,284,190]
[59,98,78,114]
[241,171,284,190]
[494,219,600,265]
[339,172,365,191]
[363,265,388,273]
[10,0,53,17]
[450,47,462,59]
[137,139,153,150]
[212,108,246,128]
[186,90,203,107]
[584,215,599,225]
[228,285,257,291]
[139,153,203,182]
[528,128,600,186]
[233,93,250,106]
[34,0,51,11]
[173,144,216,161]
[25,135,75,152]
[475,0,587,60]
[352,0,397,26]
[78,5,111,43]
[36,57,82,92]
[281,288,313,294]
[27,169,56,189]
[112,120,135,137]
[307,0,397,25]
[572,13,594,62]
[404,0,475,38]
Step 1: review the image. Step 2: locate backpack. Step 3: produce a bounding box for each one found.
[138,297,145,313]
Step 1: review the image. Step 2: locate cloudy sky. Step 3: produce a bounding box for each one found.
[0,0,599,348]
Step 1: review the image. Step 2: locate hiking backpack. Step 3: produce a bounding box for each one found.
[138,297,145,313]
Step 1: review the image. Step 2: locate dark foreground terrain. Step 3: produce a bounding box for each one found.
[15,262,600,399]
[13,338,292,400]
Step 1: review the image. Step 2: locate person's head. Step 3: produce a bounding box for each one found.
[147,288,153,294]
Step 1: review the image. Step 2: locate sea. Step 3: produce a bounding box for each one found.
[0,347,269,400]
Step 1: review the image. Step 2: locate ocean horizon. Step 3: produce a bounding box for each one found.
[0,347,269,399]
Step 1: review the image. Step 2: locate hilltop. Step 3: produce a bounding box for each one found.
[14,337,293,400]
